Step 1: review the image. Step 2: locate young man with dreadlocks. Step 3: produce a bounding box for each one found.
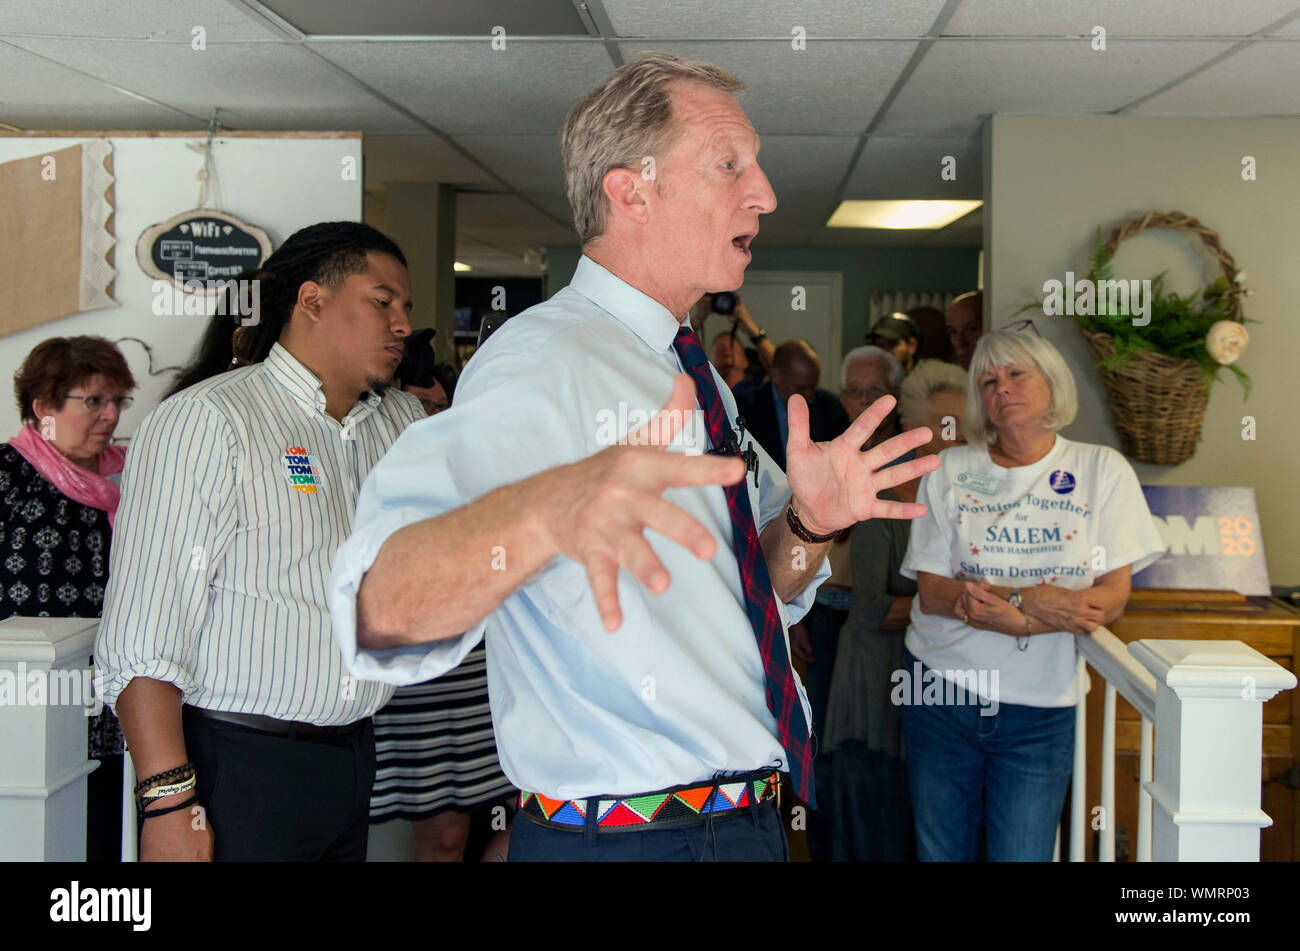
[95,221,425,861]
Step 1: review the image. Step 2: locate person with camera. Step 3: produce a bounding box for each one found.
[693,291,774,391]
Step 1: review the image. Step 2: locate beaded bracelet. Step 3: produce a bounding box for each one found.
[134,762,196,798]
[140,794,199,820]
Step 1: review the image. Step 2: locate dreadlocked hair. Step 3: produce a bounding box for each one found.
[231,221,408,365]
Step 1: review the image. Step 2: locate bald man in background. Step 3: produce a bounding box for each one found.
[734,339,849,471]
[945,291,983,371]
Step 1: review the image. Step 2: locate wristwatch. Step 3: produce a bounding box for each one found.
[1008,588,1023,609]
[785,502,840,544]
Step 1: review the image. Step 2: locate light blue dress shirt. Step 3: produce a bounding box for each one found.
[330,256,829,801]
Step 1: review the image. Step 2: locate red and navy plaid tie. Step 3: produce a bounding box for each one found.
[671,325,816,807]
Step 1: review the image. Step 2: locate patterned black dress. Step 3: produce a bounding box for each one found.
[0,444,122,860]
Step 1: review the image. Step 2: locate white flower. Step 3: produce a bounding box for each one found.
[1233,270,1247,285]
[1206,320,1249,365]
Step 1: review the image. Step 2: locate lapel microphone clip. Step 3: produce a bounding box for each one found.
[708,415,759,488]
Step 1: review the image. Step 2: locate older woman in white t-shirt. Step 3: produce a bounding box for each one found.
[898,327,1164,861]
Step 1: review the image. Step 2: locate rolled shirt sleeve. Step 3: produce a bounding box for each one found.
[94,398,238,710]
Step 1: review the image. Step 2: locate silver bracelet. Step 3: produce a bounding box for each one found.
[1017,613,1031,651]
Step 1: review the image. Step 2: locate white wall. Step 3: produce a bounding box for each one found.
[986,116,1300,585]
[0,134,362,439]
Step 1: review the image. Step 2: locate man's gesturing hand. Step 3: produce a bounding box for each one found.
[538,374,745,632]
[784,393,941,535]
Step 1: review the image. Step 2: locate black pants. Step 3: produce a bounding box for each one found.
[509,800,789,862]
[179,709,375,861]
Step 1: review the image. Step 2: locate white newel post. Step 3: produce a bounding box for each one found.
[0,616,102,860]
[1130,639,1297,862]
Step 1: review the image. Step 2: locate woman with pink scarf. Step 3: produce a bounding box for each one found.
[4,335,136,861]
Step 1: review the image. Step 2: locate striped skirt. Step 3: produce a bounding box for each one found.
[369,643,516,822]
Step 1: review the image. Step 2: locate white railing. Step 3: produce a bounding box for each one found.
[3,616,1297,862]
[122,752,137,861]
[1068,627,1296,862]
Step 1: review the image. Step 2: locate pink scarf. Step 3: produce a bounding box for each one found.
[9,423,127,527]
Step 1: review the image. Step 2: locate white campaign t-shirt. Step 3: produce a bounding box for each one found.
[900,435,1165,707]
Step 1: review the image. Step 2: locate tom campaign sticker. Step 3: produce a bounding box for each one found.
[1049,470,1075,494]
[283,446,323,494]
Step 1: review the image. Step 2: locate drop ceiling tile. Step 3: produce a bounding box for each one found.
[310,40,615,134]
[604,0,948,38]
[1271,16,1300,35]
[801,228,949,248]
[755,134,859,228]
[614,40,919,134]
[364,134,497,187]
[942,0,1300,37]
[521,192,575,227]
[0,0,280,41]
[5,36,424,132]
[465,222,579,245]
[456,134,565,193]
[888,38,1236,119]
[0,41,198,128]
[916,225,983,248]
[872,113,987,137]
[261,0,589,37]
[1130,41,1300,114]
[458,191,563,229]
[843,135,982,199]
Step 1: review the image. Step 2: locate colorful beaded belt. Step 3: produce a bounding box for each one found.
[519,771,782,833]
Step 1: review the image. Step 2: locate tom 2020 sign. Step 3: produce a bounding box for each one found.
[136,209,272,290]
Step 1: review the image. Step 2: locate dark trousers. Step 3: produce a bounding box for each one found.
[86,753,123,862]
[508,801,789,861]
[180,709,376,861]
[802,602,847,861]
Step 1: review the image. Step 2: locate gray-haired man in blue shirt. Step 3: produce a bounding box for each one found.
[331,52,938,861]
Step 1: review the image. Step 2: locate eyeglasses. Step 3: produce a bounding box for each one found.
[1003,318,1041,337]
[64,394,134,413]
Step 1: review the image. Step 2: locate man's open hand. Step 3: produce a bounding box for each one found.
[538,374,745,632]
[784,393,941,535]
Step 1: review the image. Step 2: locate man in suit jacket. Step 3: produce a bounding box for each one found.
[734,339,850,471]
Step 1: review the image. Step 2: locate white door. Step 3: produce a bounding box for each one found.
[704,270,844,391]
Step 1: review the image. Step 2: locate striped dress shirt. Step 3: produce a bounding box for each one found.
[96,343,423,725]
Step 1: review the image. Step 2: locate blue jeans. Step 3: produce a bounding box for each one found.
[899,648,1074,862]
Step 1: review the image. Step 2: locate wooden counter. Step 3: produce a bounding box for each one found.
[1081,590,1300,861]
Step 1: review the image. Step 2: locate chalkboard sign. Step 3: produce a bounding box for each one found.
[136,209,272,290]
[1134,486,1270,596]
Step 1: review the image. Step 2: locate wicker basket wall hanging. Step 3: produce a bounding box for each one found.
[1078,211,1249,466]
